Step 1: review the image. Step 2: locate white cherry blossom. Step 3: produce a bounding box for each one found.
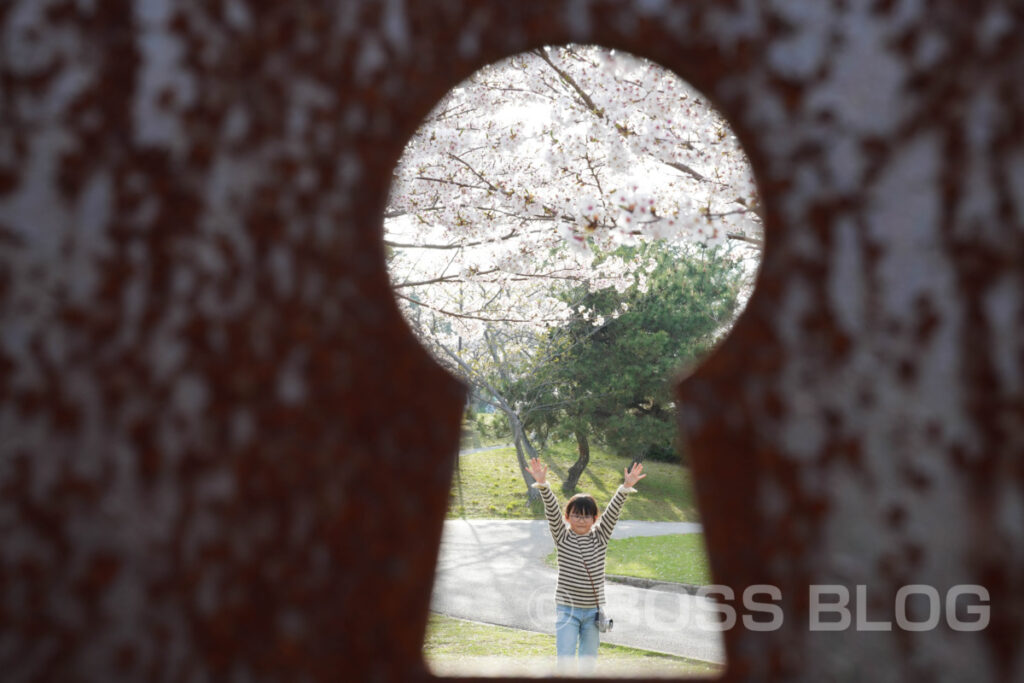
[385,43,761,370]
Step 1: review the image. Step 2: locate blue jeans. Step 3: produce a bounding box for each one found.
[555,604,600,670]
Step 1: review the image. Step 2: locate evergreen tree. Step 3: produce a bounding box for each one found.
[533,242,744,493]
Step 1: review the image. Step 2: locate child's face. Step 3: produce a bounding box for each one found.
[566,510,596,535]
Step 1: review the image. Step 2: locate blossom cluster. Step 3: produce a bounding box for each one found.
[385,44,761,358]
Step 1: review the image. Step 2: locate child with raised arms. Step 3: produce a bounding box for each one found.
[525,457,646,672]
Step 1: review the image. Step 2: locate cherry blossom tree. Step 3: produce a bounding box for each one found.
[385,44,761,499]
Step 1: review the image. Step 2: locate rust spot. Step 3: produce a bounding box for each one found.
[886,504,907,528]
[79,553,122,593]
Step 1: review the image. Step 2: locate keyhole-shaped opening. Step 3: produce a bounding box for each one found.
[384,44,762,678]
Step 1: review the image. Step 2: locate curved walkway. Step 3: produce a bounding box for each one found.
[429,518,725,664]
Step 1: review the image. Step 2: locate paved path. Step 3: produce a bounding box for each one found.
[430,518,725,664]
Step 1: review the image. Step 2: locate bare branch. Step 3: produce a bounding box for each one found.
[384,229,518,250]
[395,291,565,324]
[726,232,764,247]
[534,48,720,192]
[415,175,489,191]
[663,160,707,183]
[394,268,501,289]
[533,48,603,117]
[447,153,503,193]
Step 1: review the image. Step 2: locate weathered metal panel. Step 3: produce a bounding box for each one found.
[1,1,1021,681]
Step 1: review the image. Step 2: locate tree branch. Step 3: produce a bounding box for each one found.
[534,47,725,194]
[725,231,764,247]
[394,268,501,289]
[415,175,489,191]
[447,153,503,193]
[394,292,565,324]
[533,48,602,117]
[663,159,707,183]
[384,229,518,250]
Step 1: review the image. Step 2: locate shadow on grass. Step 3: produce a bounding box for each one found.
[542,453,568,481]
[581,467,611,497]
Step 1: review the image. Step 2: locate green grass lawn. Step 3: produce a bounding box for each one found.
[424,612,721,677]
[448,440,701,522]
[545,533,712,586]
[605,534,712,585]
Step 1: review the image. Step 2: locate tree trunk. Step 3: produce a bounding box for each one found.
[503,406,541,502]
[562,429,590,495]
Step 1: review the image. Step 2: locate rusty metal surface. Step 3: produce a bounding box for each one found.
[1,1,1022,681]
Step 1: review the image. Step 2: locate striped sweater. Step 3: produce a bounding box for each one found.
[535,482,635,607]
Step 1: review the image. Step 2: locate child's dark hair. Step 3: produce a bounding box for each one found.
[565,493,599,518]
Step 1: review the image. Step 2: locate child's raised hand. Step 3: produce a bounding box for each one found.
[525,457,548,485]
[624,462,646,488]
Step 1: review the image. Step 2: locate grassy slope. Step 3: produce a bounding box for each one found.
[448,440,701,522]
[425,613,721,677]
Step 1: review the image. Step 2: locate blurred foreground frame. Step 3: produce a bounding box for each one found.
[1,1,1023,682]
